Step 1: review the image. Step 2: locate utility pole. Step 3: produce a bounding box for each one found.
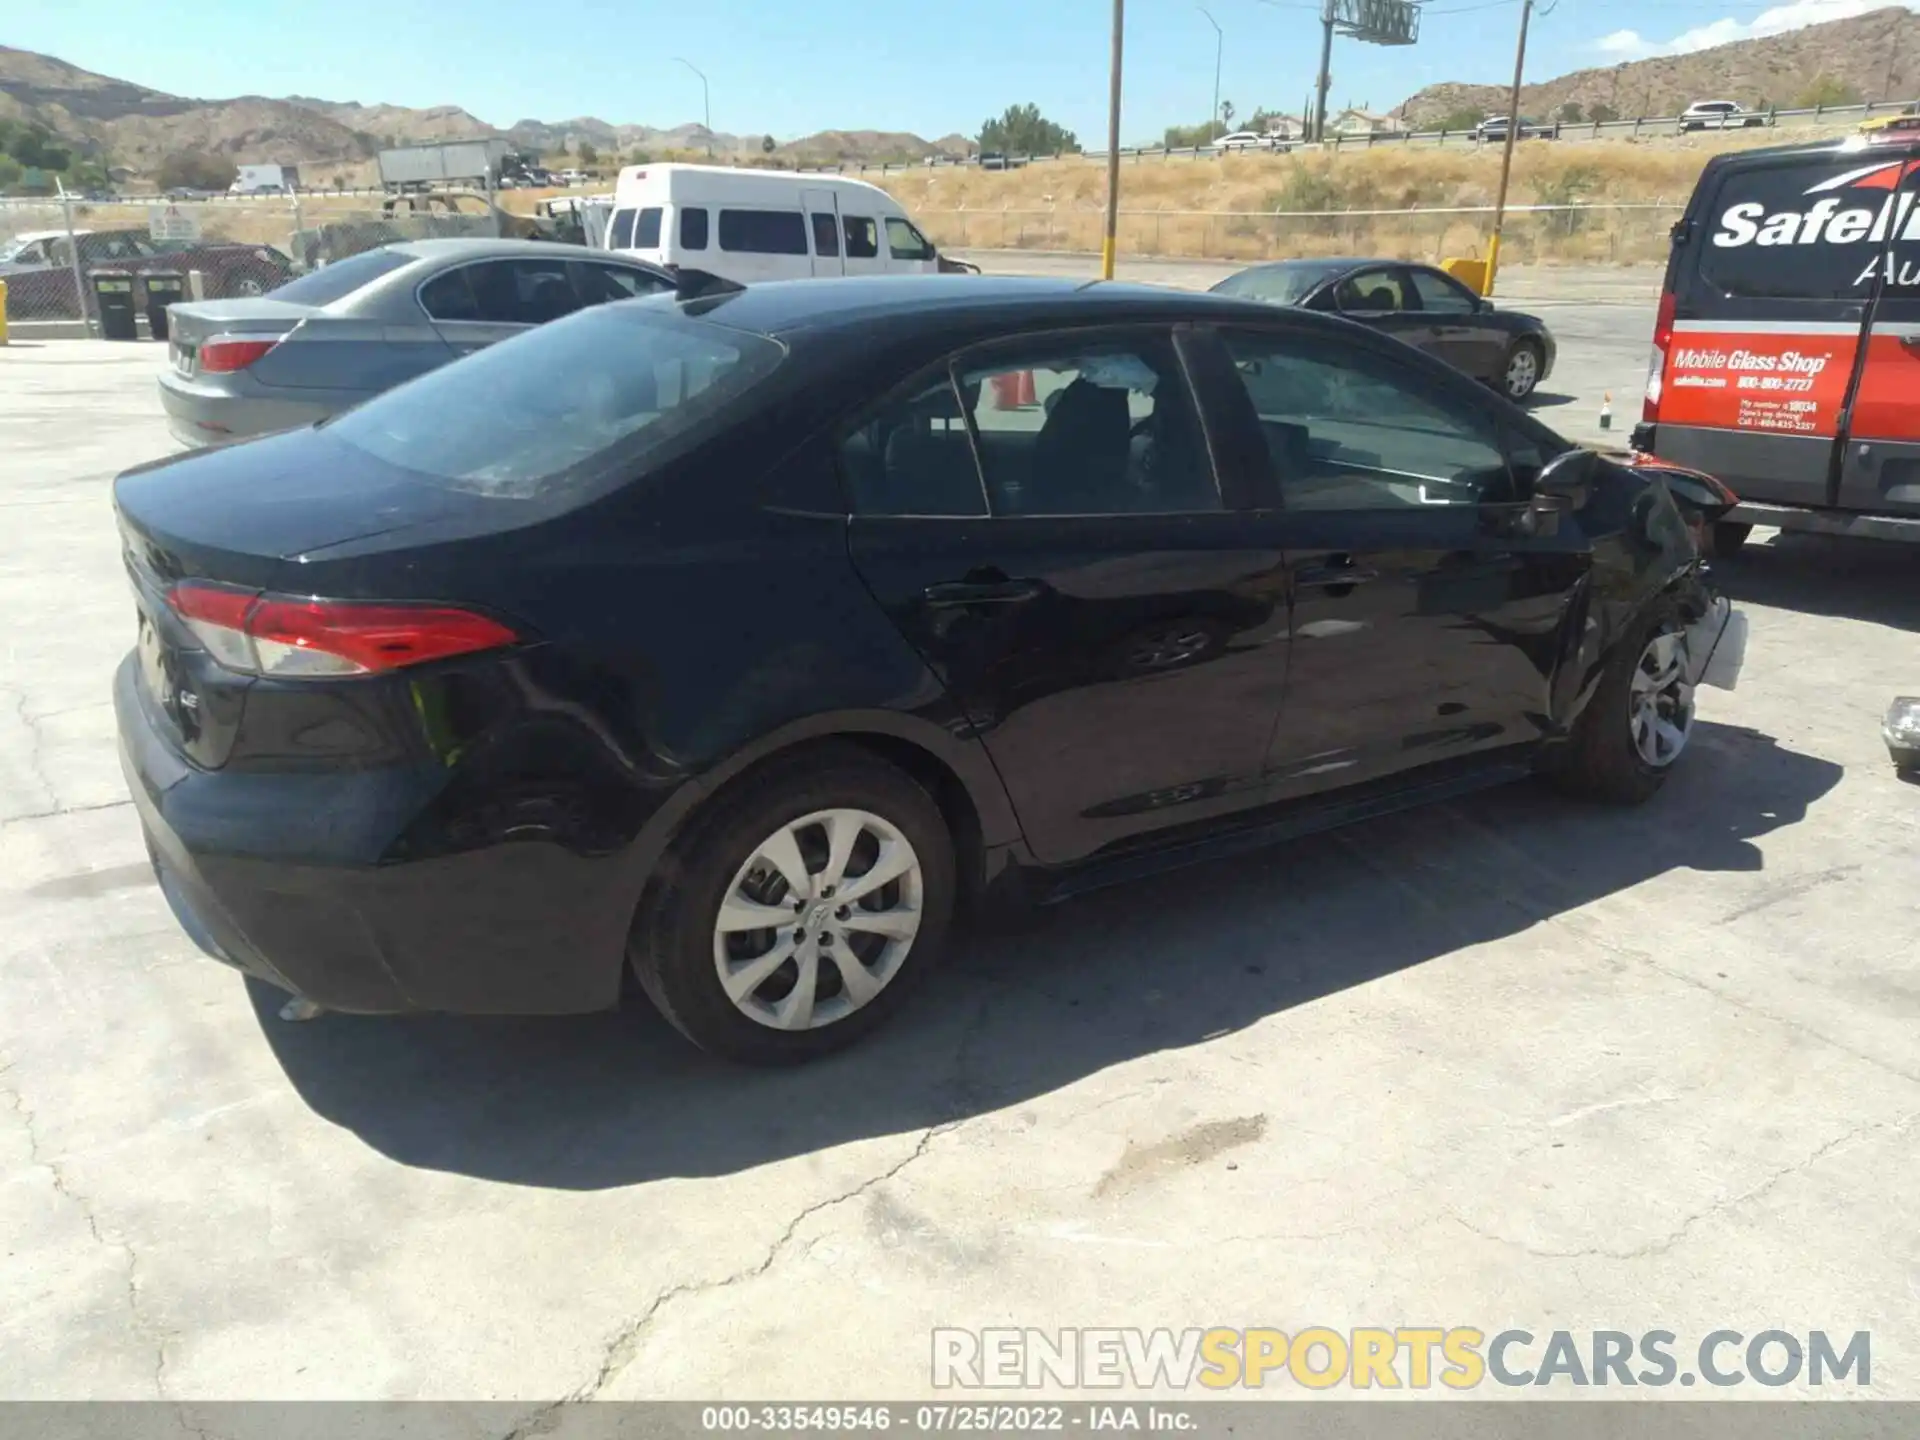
[1485,0,1534,295]
[1199,7,1223,142]
[675,57,712,158]
[1102,0,1125,280]
[1313,0,1336,142]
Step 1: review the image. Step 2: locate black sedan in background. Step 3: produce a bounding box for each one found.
[114,276,1738,1065]
[1210,258,1557,402]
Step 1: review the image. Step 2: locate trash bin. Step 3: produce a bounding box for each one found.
[91,271,139,341]
[142,271,185,342]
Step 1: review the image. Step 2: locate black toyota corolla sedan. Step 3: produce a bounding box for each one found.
[1210,258,1558,403]
[113,275,1743,1065]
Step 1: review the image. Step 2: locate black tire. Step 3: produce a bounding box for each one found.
[1501,337,1545,403]
[1711,521,1752,558]
[630,744,957,1065]
[1545,596,1692,806]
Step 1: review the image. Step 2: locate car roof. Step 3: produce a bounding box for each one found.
[7,229,92,244]
[665,274,1290,338]
[1236,256,1379,272]
[387,236,657,264]
[1705,134,1920,167]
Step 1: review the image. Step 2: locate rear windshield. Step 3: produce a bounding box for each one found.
[324,303,785,498]
[272,247,415,306]
[1695,155,1920,300]
[1212,264,1340,305]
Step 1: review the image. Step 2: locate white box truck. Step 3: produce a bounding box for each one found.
[378,140,512,193]
[229,164,300,194]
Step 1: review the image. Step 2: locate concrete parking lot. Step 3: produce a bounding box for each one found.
[2,289,1917,1415]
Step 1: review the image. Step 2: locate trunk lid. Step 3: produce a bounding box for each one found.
[113,426,499,769]
[164,299,316,380]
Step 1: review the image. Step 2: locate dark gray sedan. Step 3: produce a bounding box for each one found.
[158,238,676,448]
[1210,257,1557,402]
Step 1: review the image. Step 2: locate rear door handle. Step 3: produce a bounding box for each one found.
[922,578,1044,606]
[1295,559,1379,588]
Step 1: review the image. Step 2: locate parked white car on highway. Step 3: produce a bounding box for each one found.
[605,163,950,284]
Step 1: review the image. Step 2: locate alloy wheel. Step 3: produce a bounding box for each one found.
[1505,345,1540,400]
[712,808,924,1031]
[1629,630,1695,768]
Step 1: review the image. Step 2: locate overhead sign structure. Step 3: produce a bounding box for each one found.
[1312,0,1424,141]
[148,205,202,243]
[1334,0,1421,44]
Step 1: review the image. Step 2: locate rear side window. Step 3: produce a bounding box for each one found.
[607,209,636,249]
[718,209,808,255]
[271,247,414,306]
[633,207,663,249]
[326,307,786,499]
[680,206,709,250]
[1696,157,1920,301]
[843,215,879,259]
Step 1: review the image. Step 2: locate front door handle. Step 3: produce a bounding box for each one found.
[922,577,1044,607]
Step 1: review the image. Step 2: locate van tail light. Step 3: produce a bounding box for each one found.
[197,336,282,373]
[1643,288,1676,424]
[167,581,521,678]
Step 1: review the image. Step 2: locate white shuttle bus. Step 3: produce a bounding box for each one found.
[605,164,953,283]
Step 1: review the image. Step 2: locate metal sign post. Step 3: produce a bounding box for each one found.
[1103,0,1126,280]
[57,182,92,337]
[1486,0,1535,294]
[1301,0,1422,141]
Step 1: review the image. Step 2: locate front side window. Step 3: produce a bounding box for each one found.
[1223,329,1512,509]
[718,208,809,255]
[843,215,879,259]
[607,209,636,250]
[885,216,935,261]
[1408,268,1480,314]
[811,213,841,256]
[958,336,1218,515]
[632,207,663,249]
[680,206,709,250]
[326,306,786,499]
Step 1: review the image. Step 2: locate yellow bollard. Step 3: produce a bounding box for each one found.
[0,278,8,345]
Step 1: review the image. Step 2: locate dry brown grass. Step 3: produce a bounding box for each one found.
[873,126,1852,264]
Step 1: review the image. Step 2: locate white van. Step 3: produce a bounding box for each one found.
[605,163,946,283]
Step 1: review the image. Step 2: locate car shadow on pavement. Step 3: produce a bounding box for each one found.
[1719,532,1920,632]
[254,719,1840,1189]
[1525,392,1576,410]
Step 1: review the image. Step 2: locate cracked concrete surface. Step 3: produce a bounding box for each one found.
[3,316,1918,1408]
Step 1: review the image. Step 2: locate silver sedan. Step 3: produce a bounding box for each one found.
[157,237,677,448]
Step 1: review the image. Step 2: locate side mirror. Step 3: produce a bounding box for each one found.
[1473,296,1491,313]
[1534,448,1597,510]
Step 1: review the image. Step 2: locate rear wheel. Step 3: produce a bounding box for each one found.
[1547,599,1696,805]
[1502,338,1544,402]
[631,746,956,1064]
[1711,521,1752,558]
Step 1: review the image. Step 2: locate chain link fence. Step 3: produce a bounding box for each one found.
[0,195,500,331]
[915,203,1686,267]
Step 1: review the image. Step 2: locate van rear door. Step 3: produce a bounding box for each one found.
[1654,150,1889,509]
[1835,158,1920,519]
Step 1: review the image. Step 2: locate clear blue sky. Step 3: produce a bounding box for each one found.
[8,0,1910,143]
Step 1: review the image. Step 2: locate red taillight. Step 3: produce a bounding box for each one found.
[167,581,520,677]
[1643,288,1677,424]
[197,337,281,373]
